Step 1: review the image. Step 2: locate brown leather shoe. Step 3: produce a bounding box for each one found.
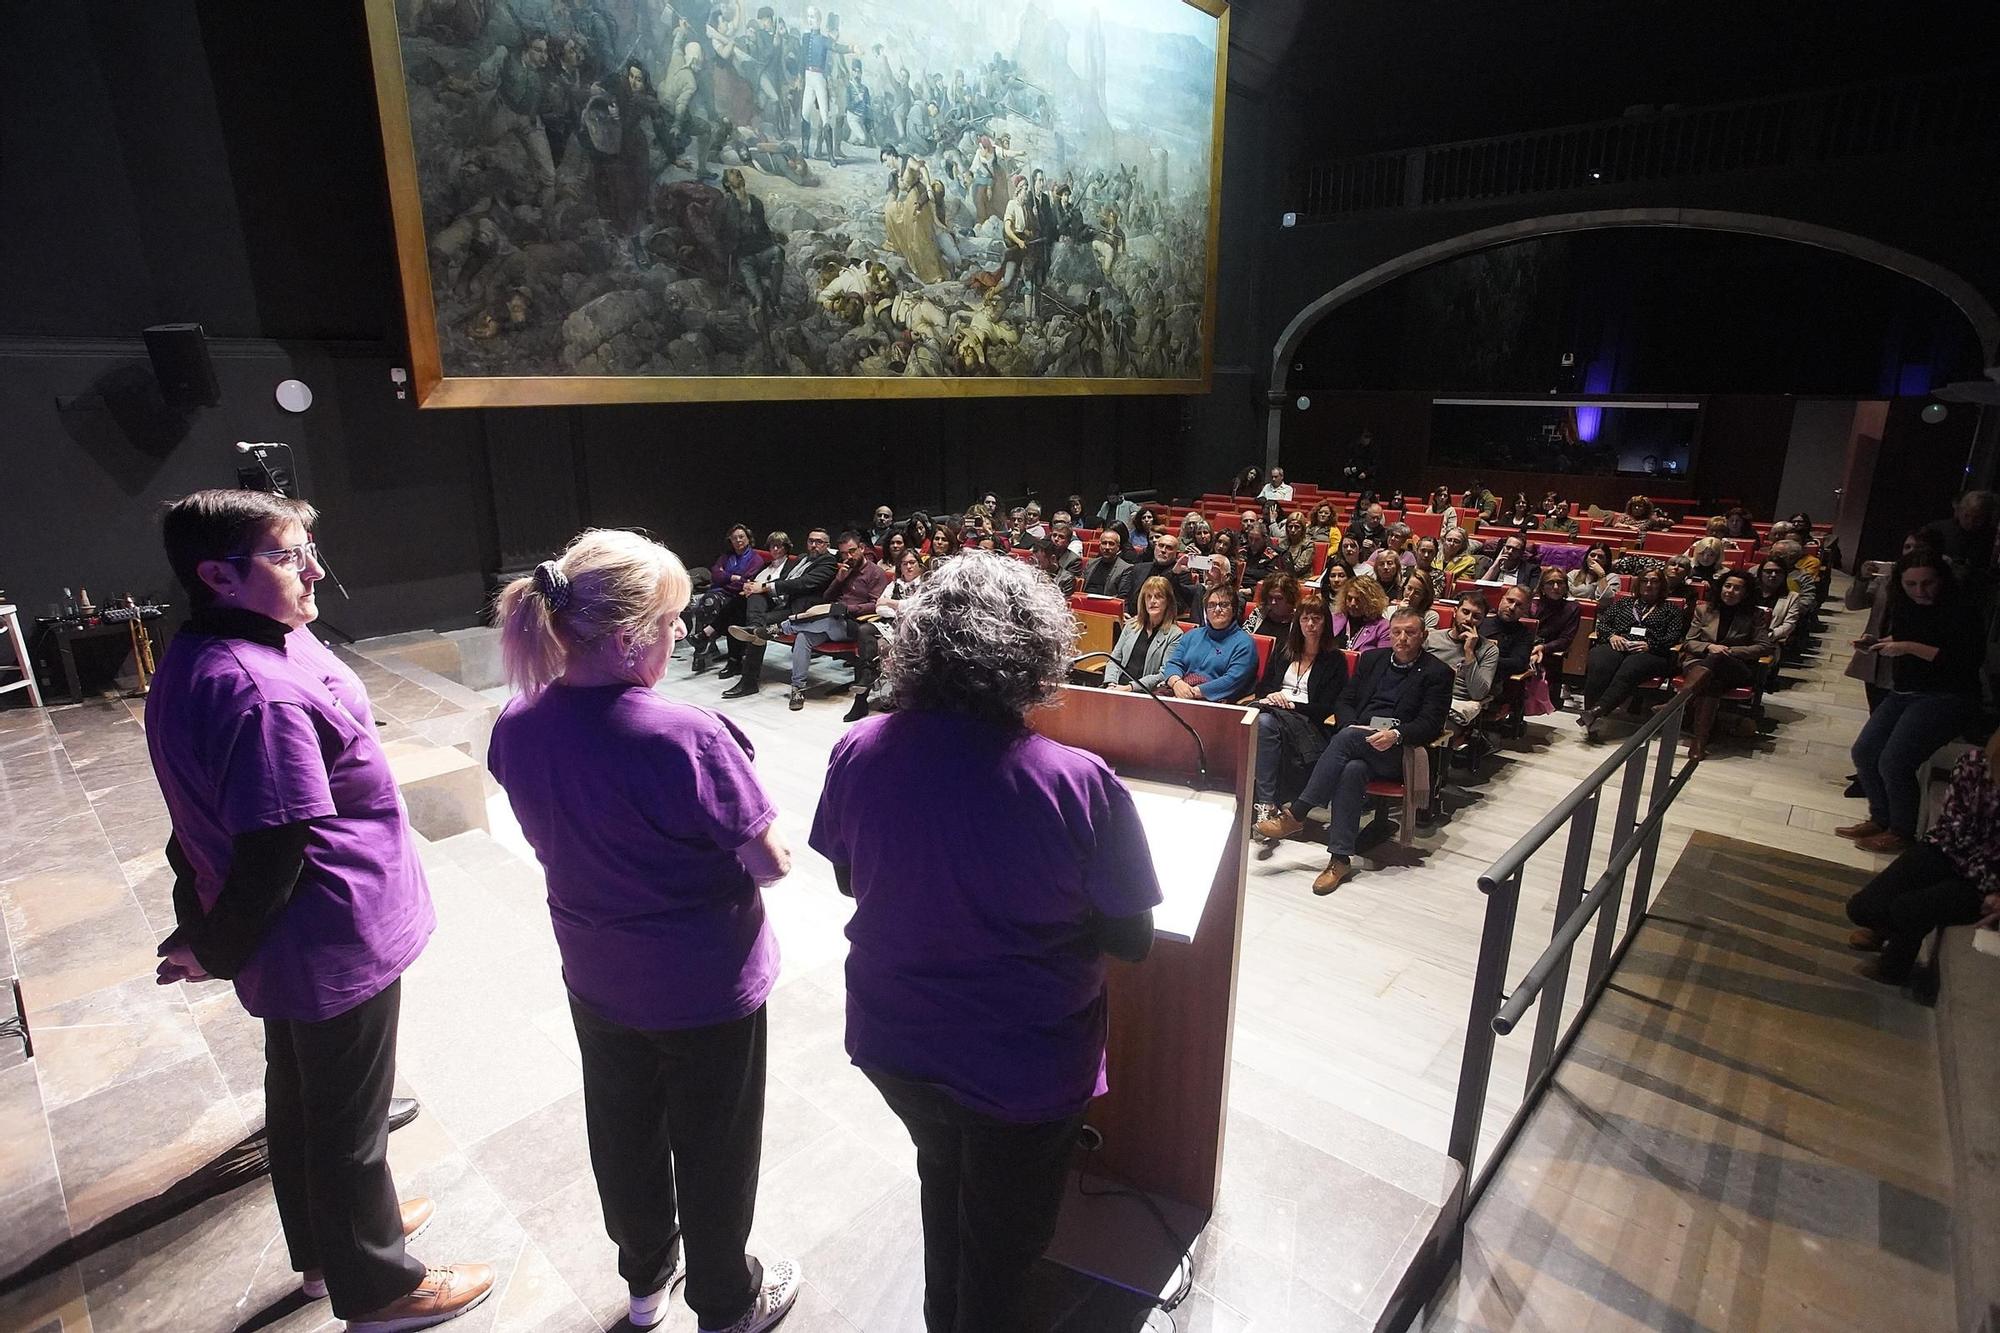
[346,1264,495,1333]
[1834,819,1883,840]
[1312,859,1356,896]
[1254,809,1305,841]
[302,1197,436,1298]
[1855,830,1910,854]
[1847,928,1883,952]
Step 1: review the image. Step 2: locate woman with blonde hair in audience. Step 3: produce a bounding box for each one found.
[1440,528,1479,583]
[1249,588,1348,823]
[1279,513,1316,579]
[1685,536,1728,585]
[1105,575,1185,692]
[1327,573,1392,653]
[489,529,800,1333]
[1569,543,1622,602]
[1307,500,1341,546]
[1604,494,1671,532]
[1397,570,1440,631]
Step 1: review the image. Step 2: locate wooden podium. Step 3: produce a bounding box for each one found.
[1030,684,1255,1295]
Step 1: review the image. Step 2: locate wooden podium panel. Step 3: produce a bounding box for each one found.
[1032,685,1254,1215]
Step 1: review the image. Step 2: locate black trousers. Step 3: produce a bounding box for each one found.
[1845,842,1985,977]
[265,978,426,1318]
[866,1070,1084,1333]
[569,998,766,1328]
[1583,644,1677,712]
[726,593,782,679]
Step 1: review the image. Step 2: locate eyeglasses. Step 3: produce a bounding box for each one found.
[226,540,321,571]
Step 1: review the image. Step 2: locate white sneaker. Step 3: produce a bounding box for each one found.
[629,1257,689,1329]
[697,1258,800,1333]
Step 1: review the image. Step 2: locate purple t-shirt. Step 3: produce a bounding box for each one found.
[809,710,1163,1123]
[488,685,779,1031]
[144,627,435,1022]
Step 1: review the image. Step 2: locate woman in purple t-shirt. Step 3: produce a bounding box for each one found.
[809,552,1163,1333]
[147,490,490,1331]
[488,530,799,1333]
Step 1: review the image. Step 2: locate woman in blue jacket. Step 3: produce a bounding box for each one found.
[1163,585,1259,702]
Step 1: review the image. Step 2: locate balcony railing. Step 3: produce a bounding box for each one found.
[1289,62,2000,220]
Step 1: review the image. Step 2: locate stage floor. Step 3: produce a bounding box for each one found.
[0,589,1903,1332]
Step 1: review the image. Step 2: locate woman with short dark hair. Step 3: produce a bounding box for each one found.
[810,553,1161,1333]
[1250,589,1347,822]
[1670,568,1771,759]
[689,523,766,674]
[147,490,491,1331]
[1577,569,1687,741]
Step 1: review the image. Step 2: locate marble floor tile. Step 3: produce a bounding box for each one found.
[465,1088,593,1217]
[30,976,206,1111]
[44,1054,245,1235]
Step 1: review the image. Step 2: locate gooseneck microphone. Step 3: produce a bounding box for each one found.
[1070,651,1211,790]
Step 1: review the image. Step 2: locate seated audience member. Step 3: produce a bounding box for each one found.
[1921,489,1997,587]
[1413,535,1443,579]
[1767,538,1823,626]
[1476,534,1539,588]
[1702,514,1730,540]
[1258,466,1294,504]
[1503,494,1537,531]
[1528,568,1581,697]
[1349,502,1390,555]
[1318,560,1352,606]
[1022,501,1048,541]
[1200,549,1244,606]
[1837,552,1989,853]
[1427,593,1501,729]
[1123,532,1198,618]
[1465,480,1501,522]
[1397,570,1440,631]
[1255,611,1452,893]
[1212,528,1241,574]
[877,530,910,574]
[1669,568,1771,759]
[867,505,898,550]
[1722,506,1757,541]
[722,529,832,683]
[1079,529,1136,599]
[1066,495,1087,529]
[1244,573,1300,639]
[1262,502,1288,544]
[1048,511,1082,557]
[1336,535,1367,575]
[1661,554,1694,602]
[767,531,890,711]
[807,554,1161,1333]
[1231,464,1263,498]
[1328,574,1392,653]
[1383,523,1418,568]
[1033,538,1080,596]
[1307,501,1342,546]
[1441,529,1480,583]
[490,532,799,1333]
[1249,591,1347,821]
[1364,549,1404,589]
[929,522,963,562]
[1126,507,1157,559]
[1179,513,1214,555]
[1756,558,1805,650]
[1240,522,1280,584]
[689,523,768,673]
[847,549,927,721]
[1569,543,1622,602]
[1105,576,1185,692]
[1161,586,1259,702]
[1576,570,1688,741]
[1539,491,1578,536]
[1845,729,2000,987]
[1685,536,1729,585]
[1481,584,1536,678]
[1426,485,1457,518]
[1604,495,1672,532]
[1097,486,1138,530]
[1279,514,1317,579]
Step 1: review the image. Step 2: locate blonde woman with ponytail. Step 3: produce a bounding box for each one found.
[486,529,802,1333]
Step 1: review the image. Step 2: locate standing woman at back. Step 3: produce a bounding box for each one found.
[488,530,800,1333]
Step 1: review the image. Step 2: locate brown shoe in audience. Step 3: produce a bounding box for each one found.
[1847,928,1883,952]
[1254,809,1304,841]
[1312,858,1355,896]
[1854,830,1909,854]
[302,1197,437,1298]
[1833,819,1883,840]
[346,1264,495,1333]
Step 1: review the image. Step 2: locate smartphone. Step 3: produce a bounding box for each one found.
[1186,554,1213,572]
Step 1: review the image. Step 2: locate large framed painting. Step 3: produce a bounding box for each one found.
[364,0,1227,406]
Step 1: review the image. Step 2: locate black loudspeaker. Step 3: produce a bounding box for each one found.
[142,323,221,408]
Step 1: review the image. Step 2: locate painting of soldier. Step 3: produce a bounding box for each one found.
[371,0,1226,403]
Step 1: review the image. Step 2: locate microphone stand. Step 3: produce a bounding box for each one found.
[232,441,356,642]
[1070,651,1211,790]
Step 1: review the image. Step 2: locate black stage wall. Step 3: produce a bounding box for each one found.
[0,3,1278,638]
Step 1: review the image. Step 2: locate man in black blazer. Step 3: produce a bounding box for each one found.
[1079,529,1136,599]
[1255,609,1451,894]
[723,526,838,696]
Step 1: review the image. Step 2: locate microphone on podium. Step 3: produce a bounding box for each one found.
[1069,651,1211,790]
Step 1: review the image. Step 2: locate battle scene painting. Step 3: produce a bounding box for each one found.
[369,0,1227,404]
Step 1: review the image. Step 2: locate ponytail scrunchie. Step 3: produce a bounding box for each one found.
[533,560,571,611]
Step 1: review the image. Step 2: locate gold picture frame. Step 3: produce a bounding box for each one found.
[364,0,1227,407]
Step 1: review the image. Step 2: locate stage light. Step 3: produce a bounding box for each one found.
[1921,402,1948,424]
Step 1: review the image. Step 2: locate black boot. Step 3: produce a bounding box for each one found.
[690,639,714,674]
[844,690,872,723]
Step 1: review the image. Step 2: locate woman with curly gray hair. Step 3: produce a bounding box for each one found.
[809,551,1162,1333]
